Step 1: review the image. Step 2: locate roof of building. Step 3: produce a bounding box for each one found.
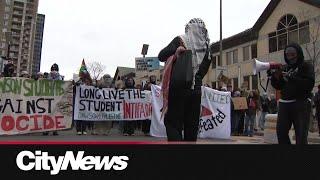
[210,0,319,53]
[210,28,257,53]
[299,0,320,8]
[113,66,135,83]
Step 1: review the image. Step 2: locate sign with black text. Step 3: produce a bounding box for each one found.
[0,78,73,135]
[74,85,152,121]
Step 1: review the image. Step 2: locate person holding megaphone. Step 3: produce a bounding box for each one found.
[268,43,314,144]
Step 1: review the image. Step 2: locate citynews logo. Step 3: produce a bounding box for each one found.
[16,151,129,175]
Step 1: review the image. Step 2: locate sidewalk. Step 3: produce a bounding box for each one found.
[255,129,320,144]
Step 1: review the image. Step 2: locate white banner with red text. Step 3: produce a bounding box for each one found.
[150,85,231,139]
[74,85,152,121]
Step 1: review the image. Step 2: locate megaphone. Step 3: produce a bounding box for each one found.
[253,59,282,75]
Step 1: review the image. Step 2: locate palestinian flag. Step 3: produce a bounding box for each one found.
[79,59,92,81]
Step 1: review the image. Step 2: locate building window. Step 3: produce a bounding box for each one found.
[4,14,9,20]
[251,44,257,59]
[243,46,250,61]
[211,56,217,69]
[5,7,10,12]
[269,32,277,53]
[217,55,222,66]
[299,21,310,44]
[233,49,238,64]
[227,50,238,65]
[252,75,258,90]
[268,14,310,53]
[226,51,232,65]
[243,76,250,90]
[213,55,222,67]
[233,78,239,90]
[278,33,287,51]
[288,24,298,44]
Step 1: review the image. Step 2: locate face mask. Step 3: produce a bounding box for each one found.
[285,47,298,65]
[288,58,297,65]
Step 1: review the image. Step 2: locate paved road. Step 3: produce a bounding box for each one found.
[0,127,266,144]
[0,125,318,144]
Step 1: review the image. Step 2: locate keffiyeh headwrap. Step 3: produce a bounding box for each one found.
[160,18,210,120]
[180,18,210,87]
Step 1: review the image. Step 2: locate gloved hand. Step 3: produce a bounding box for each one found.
[270,69,283,80]
[175,46,186,58]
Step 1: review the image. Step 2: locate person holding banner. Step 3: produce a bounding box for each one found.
[43,63,63,136]
[123,77,136,136]
[94,74,113,136]
[20,71,30,78]
[158,18,211,141]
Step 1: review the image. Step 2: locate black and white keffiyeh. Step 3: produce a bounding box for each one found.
[180,18,210,88]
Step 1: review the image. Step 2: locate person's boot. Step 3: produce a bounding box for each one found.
[42,132,49,136]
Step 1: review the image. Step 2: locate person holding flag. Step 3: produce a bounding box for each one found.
[74,59,93,135]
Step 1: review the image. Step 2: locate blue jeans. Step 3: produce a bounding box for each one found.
[244,114,255,136]
[259,111,267,130]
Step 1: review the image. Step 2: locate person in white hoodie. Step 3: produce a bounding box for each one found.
[43,63,62,136]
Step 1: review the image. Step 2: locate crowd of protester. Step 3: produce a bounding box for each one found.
[1,61,319,138]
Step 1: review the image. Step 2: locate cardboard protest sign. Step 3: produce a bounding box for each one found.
[232,97,248,110]
[0,78,73,135]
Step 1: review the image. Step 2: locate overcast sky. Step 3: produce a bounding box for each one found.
[38,0,270,80]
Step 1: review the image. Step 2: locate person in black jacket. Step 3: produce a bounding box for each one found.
[123,77,136,136]
[3,61,15,77]
[270,43,315,144]
[158,18,211,141]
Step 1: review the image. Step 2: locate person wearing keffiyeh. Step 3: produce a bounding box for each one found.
[158,18,212,141]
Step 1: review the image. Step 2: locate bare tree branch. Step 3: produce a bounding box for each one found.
[87,61,106,81]
[299,11,320,69]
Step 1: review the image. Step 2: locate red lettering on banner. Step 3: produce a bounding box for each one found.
[55,116,65,129]
[0,115,67,133]
[135,103,139,119]
[30,115,42,131]
[123,102,152,119]
[43,115,54,130]
[124,102,130,119]
[16,116,29,131]
[140,103,145,118]
[1,116,15,131]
